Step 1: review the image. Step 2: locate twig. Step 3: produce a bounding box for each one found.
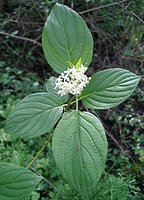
[16,39,27,67]
[1,19,43,25]
[0,31,42,46]
[17,0,23,21]
[105,129,125,153]
[30,0,44,22]
[119,4,144,23]
[90,110,126,153]
[78,0,128,14]
[128,10,144,23]
[27,132,53,169]
[29,166,58,191]
[0,38,19,55]
[22,28,42,37]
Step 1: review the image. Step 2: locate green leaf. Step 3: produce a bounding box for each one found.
[5,92,64,138]
[0,162,42,200]
[42,3,93,73]
[46,76,57,93]
[76,58,83,69]
[52,110,107,198]
[46,76,68,103]
[81,68,140,110]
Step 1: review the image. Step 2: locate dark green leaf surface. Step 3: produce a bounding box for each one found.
[46,77,57,94]
[52,110,107,198]
[5,92,64,138]
[42,3,93,73]
[81,68,140,109]
[0,163,42,200]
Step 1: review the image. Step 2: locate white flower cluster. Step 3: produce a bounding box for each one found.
[55,65,91,96]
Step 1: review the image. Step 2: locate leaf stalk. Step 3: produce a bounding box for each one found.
[27,132,53,169]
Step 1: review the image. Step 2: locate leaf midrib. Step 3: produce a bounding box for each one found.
[75,111,89,194]
[80,78,138,101]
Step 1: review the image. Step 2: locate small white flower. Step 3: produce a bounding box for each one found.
[55,64,91,96]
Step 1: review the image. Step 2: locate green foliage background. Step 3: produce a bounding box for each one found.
[0,0,144,199]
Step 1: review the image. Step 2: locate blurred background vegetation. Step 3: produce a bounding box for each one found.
[0,0,144,199]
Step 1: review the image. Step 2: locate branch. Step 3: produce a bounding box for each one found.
[30,0,44,22]
[29,167,58,191]
[0,31,42,46]
[129,10,144,23]
[78,0,128,14]
[119,4,144,23]
[0,38,19,55]
[105,129,125,153]
[7,19,43,25]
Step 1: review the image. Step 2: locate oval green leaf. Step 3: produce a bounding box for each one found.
[46,76,68,103]
[0,162,42,200]
[5,92,64,138]
[81,68,140,109]
[42,3,93,73]
[52,110,107,198]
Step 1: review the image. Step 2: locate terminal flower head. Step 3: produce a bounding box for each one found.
[55,64,91,96]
